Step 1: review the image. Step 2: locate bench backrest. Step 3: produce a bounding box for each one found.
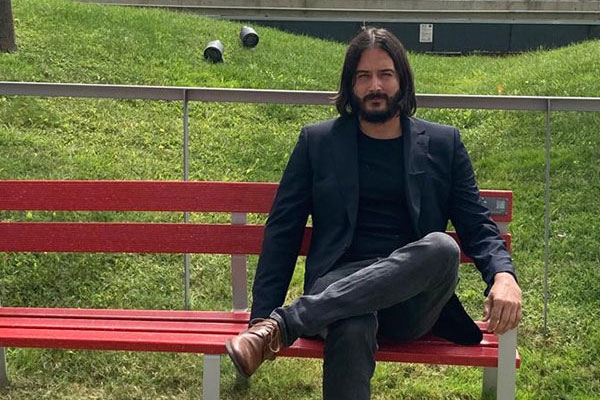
[0,180,512,253]
[0,180,512,309]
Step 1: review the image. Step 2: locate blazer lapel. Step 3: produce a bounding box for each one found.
[403,117,428,237]
[331,117,359,230]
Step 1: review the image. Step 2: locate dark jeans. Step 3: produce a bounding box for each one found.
[270,232,460,400]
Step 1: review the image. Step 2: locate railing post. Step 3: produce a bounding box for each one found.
[543,100,552,335]
[183,89,191,311]
[0,296,8,386]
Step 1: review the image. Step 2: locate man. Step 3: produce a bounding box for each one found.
[226,27,522,399]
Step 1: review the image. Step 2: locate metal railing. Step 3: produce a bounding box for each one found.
[2,81,600,332]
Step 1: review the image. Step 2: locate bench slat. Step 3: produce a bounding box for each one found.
[0,307,249,322]
[0,180,277,213]
[0,308,493,330]
[0,327,229,354]
[0,222,509,261]
[283,338,517,367]
[0,317,247,335]
[0,222,289,255]
[0,181,511,221]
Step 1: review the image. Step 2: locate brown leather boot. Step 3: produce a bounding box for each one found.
[225,318,283,378]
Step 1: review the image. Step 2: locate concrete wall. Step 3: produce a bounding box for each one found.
[77,1,600,53]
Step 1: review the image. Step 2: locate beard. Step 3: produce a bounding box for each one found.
[351,90,402,123]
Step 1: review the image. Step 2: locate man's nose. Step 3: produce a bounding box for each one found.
[368,75,383,91]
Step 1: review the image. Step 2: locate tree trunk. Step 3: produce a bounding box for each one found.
[0,0,18,53]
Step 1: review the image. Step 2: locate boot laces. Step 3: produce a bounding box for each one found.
[252,319,282,355]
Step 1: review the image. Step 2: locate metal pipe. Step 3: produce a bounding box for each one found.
[183,90,191,310]
[543,100,552,335]
[2,82,600,112]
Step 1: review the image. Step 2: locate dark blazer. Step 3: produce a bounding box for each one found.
[250,115,515,321]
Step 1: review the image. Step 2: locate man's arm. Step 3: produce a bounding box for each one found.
[448,130,522,333]
[250,129,313,320]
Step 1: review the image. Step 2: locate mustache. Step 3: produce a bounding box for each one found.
[363,92,390,102]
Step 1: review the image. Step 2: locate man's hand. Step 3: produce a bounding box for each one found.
[483,272,522,335]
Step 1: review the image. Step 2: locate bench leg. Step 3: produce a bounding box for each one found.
[202,354,221,400]
[482,328,517,400]
[0,347,8,387]
[482,366,497,399]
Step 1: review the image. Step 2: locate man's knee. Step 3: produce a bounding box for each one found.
[423,232,460,266]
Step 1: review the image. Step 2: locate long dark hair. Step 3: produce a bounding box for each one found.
[334,27,417,117]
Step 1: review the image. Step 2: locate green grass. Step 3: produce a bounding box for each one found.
[1,0,600,399]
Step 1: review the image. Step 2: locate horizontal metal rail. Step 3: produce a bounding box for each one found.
[1,82,600,111]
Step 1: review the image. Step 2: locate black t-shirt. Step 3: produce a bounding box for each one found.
[341,131,416,262]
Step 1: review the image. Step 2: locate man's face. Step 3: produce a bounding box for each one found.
[351,47,401,123]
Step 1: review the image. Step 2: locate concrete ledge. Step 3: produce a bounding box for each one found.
[77,0,600,12]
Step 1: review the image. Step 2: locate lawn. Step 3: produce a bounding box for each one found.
[1,0,599,399]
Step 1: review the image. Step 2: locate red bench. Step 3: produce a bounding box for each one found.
[0,180,520,399]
